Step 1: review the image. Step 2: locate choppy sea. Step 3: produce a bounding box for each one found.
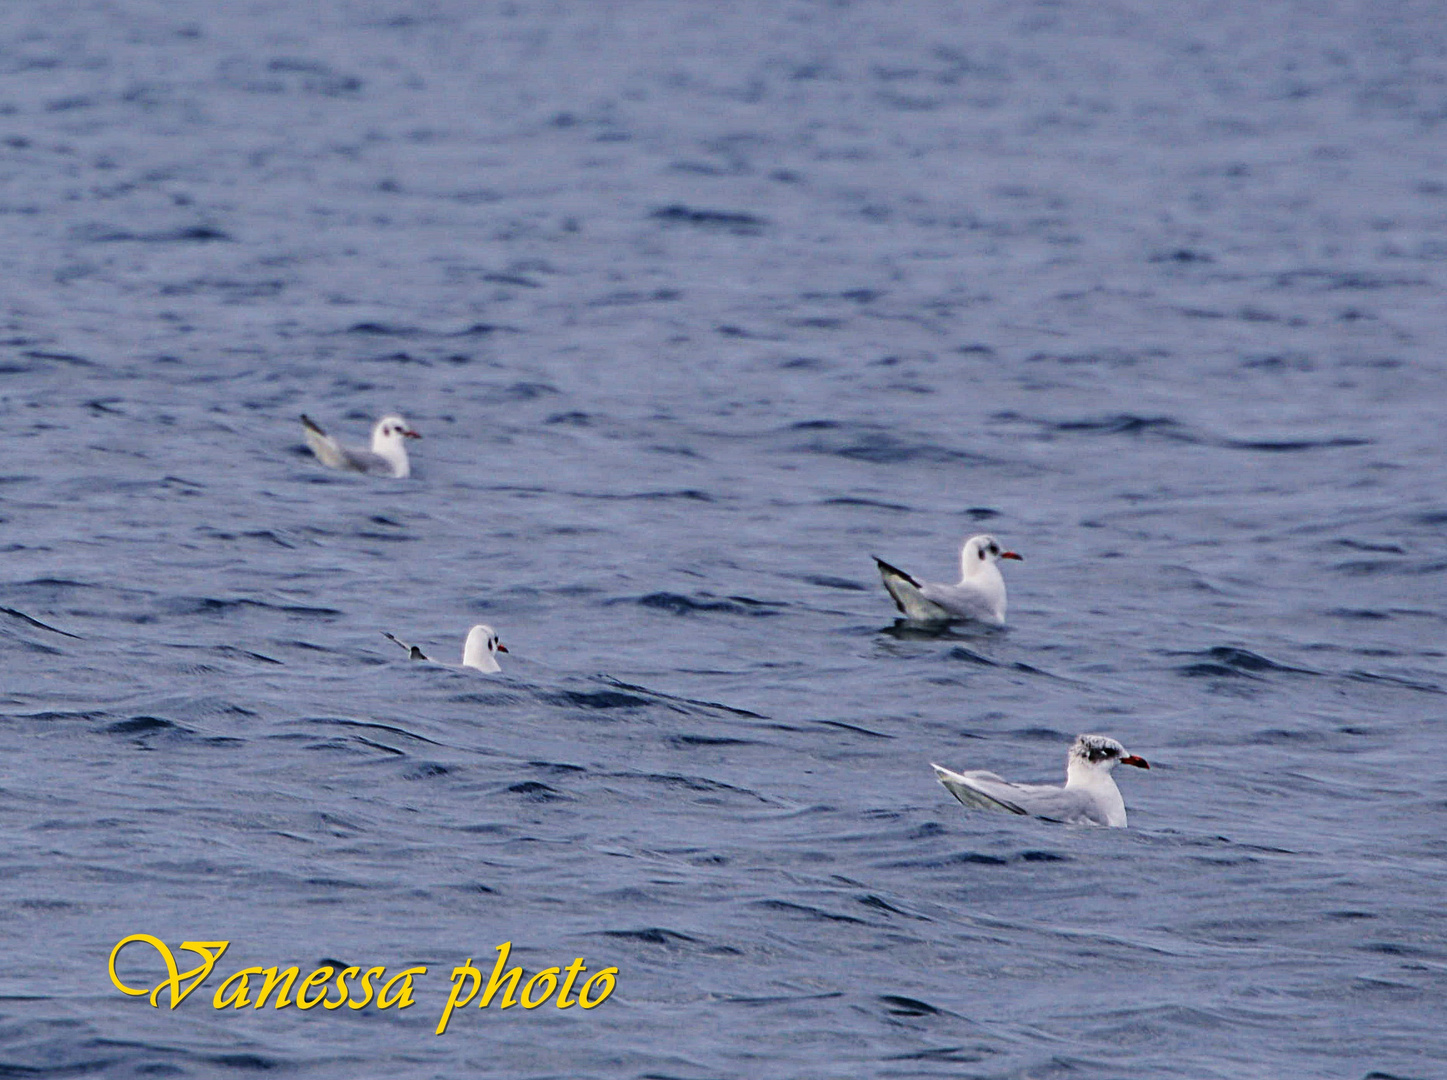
[2,2,1445,1077]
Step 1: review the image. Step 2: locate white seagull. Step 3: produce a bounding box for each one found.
[875,534,1021,625]
[301,413,420,478]
[382,624,508,673]
[932,734,1150,827]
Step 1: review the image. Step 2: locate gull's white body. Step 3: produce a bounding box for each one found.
[932,734,1149,827]
[302,413,419,478]
[875,534,1020,625]
[461,624,507,672]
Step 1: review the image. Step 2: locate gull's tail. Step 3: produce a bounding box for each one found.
[382,631,429,661]
[301,414,347,469]
[875,556,950,622]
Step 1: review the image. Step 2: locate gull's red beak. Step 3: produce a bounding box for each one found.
[495,642,508,653]
[1120,754,1149,769]
[1000,550,1022,560]
[403,428,421,439]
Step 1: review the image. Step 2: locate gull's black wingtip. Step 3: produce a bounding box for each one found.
[873,555,922,590]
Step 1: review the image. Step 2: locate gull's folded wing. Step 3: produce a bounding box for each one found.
[933,765,1112,825]
[876,557,951,622]
[931,764,1030,816]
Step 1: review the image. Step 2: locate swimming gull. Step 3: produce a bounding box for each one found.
[382,624,508,673]
[932,734,1149,827]
[301,413,420,478]
[875,534,1021,625]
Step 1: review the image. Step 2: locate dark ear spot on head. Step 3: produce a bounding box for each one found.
[978,548,986,560]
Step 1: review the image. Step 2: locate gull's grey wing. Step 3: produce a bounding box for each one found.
[919,582,999,623]
[931,765,1029,815]
[876,557,952,622]
[932,765,1109,825]
[998,786,1109,826]
[339,446,397,476]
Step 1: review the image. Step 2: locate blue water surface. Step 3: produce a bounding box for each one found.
[1,3,1444,1077]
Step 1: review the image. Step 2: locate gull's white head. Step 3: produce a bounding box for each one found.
[960,534,1022,575]
[1063,734,1149,827]
[370,414,421,476]
[1067,734,1150,778]
[461,624,508,673]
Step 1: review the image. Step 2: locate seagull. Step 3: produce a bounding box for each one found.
[382,624,508,673]
[301,413,420,478]
[931,734,1150,827]
[875,534,1021,625]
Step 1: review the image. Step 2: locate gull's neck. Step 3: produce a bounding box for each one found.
[1064,760,1127,826]
[958,554,1004,588]
[371,433,410,478]
[1065,758,1116,788]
